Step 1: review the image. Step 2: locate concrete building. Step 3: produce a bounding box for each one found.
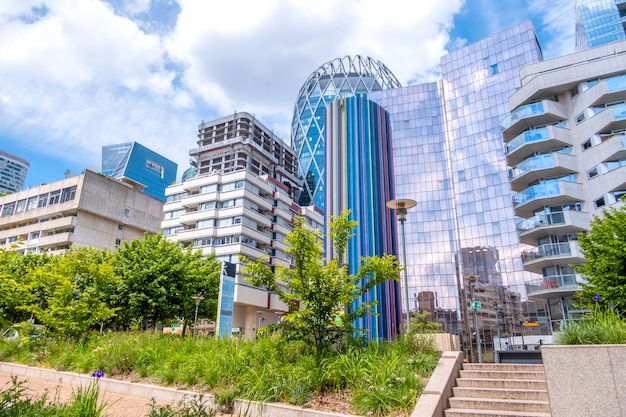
[576,0,626,51]
[102,142,177,202]
[164,113,323,338]
[0,169,164,255]
[0,150,30,195]
[503,39,626,332]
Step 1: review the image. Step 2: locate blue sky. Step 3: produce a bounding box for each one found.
[0,0,575,189]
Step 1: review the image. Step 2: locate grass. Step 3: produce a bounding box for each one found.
[0,332,440,416]
[556,307,626,345]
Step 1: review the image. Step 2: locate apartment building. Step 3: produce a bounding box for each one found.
[502,39,626,331]
[0,169,164,255]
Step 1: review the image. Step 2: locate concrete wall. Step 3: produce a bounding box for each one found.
[411,351,463,417]
[419,333,461,352]
[542,344,626,417]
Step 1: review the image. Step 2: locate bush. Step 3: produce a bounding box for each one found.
[556,308,626,345]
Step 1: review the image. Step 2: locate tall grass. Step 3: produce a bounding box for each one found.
[556,308,626,345]
[0,331,441,416]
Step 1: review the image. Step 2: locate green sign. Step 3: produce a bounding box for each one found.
[471,301,481,309]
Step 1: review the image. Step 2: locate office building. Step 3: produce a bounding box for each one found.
[292,55,401,209]
[0,150,30,195]
[102,142,177,202]
[164,113,323,338]
[0,169,164,255]
[503,39,626,332]
[575,0,626,51]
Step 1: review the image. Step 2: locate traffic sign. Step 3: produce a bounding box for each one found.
[522,322,539,327]
[471,301,481,309]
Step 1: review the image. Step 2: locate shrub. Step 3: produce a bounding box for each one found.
[556,307,626,345]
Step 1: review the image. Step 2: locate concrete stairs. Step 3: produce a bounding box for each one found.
[444,363,551,417]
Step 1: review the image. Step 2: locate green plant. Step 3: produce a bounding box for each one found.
[147,396,217,417]
[556,305,626,345]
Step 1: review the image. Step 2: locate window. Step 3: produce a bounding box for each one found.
[15,200,26,213]
[115,239,122,246]
[60,186,77,203]
[26,197,37,211]
[582,139,592,151]
[490,64,498,75]
[575,112,586,124]
[37,193,49,208]
[569,85,579,98]
[124,208,131,217]
[118,224,124,231]
[2,202,15,217]
[588,167,598,179]
[458,170,466,181]
[595,196,606,208]
[201,184,217,194]
[146,159,164,178]
[48,190,61,205]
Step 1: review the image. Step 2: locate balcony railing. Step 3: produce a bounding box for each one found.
[516,212,566,233]
[521,241,576,263]
[513,179,572,207]
[508,154,558,180]
[525,274,583,297]
[501,102,544,130]
[505,127,550,155]
[605,73,626,93]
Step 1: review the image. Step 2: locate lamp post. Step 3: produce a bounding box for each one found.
[494,302,502,361]
[386,198,417,334]
[468,276,482,363]
[192,295,204,338]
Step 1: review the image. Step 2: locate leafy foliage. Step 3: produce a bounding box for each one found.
[556,306,626,345]
[242,210,400,361]
[575,204,626,313]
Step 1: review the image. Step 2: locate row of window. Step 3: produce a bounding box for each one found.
[166,180,260,203]
[0,186,77,218]
[193,234,262,249]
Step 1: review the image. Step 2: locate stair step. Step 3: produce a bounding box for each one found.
[460,370,545,380]
[456,378,547,390]
[452,387,548,401]
[462,364,545,372]
[448,397,550,413]
[444,408,551,417]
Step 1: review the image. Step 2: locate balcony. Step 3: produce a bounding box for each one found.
[513,180,584,218]
[508,153,578,191]
[516,210,589,245]
[37,232,74,248]
[525,274,584,300]
[583,103,626,137]
[590,74,626,107]
[505,126,572,166]
[521,241,586,274]
[501,100,568,140]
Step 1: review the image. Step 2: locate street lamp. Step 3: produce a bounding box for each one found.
[386,198,417,334]
[192,295,204,338]
[468,276,482,363]
[494,301,502,361]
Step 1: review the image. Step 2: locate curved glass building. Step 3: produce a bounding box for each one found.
[291,55,401,209]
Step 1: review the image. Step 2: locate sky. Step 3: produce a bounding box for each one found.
[0,0,576,189]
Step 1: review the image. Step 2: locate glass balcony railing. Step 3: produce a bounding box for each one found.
[505,127,549,155]
[515,211,568,233]
[521,241,576,263]
[605,74,626,93]
[512,178,575,207]
[525,274,582,296]
[508,154,556,180]
[501,102,545,130]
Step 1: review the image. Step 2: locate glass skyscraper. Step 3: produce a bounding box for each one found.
[0,150,29,195]
[368,21,544,348]
[102,142,177,202]
[575,0,626,50]
[291,55,401,210]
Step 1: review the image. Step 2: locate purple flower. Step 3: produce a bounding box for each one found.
[91,369,104,378]
[609,303,616,309]
[593,295,602,302]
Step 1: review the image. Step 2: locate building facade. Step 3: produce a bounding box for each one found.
[575,0,626,51]
[291,55,401,209]
[164,113,323,338]
[0,169,164,255]
[0,150,30,195]
[367,22,546,353]
[503,39,626,332]
[102,142,177,202]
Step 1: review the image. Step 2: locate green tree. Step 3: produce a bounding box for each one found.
[242,210,400,362]
[575,204,626,313]
[20,247,118,338]
[112,234,221,332]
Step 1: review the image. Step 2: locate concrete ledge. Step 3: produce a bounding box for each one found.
[233,400,362,417]
[411,351,463,417]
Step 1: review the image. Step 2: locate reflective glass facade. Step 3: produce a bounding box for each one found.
[576,0,626,50]
[291,56,401,210]
[368,22,544,347]
[102,142,177,202]
[0,150,29,195]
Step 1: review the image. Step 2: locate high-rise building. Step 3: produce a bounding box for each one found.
[291,55,401,209]
[163,112,323,339]
[575,0,626,51]
[503,39,626,332]
[0,169,164,255]
[0,150,30,195]
[367,22,545,351]
[102,142,177,202]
